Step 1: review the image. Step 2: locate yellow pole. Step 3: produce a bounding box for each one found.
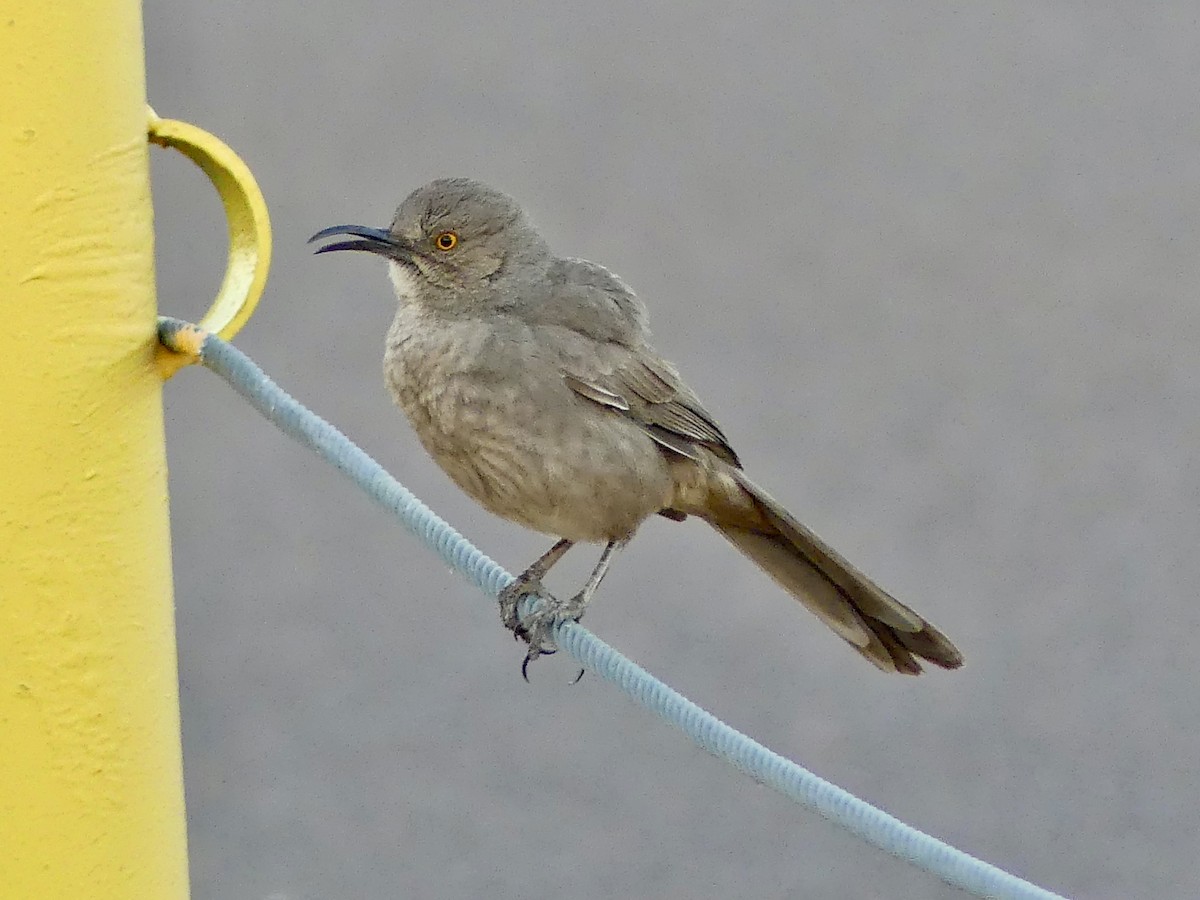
[0,2,190,897]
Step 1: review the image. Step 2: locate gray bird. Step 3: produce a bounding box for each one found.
[311,178,963,677]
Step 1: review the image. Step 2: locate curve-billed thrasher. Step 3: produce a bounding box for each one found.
[311,178,962,677]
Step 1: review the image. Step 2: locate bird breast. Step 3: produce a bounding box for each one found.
[383,304,675,541]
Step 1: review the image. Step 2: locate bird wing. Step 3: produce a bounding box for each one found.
[527,258,740,465]
[525,258,650,346]
[565,350,742,467]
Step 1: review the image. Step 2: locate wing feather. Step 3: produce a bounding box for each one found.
[564,351,741,467]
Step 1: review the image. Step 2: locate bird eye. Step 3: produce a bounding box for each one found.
[434,231,458,251]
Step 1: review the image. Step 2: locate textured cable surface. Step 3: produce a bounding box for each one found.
[159,317,1067,900]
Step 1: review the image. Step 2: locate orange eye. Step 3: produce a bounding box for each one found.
[434,231,458,251]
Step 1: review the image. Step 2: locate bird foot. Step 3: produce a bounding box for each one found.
[502,587,589,681]
[498,574,548,633]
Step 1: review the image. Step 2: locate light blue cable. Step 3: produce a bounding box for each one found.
[159,317,1067,900]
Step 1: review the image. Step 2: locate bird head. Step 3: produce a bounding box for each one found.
[310,178,550,310]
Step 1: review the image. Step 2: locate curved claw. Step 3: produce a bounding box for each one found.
[514,599,583,679]
[515,613,558,681]
[520,645,557,682]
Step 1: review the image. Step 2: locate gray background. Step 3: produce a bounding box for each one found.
[145,4,1199,898]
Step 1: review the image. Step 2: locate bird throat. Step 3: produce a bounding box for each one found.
[388,260,423,307]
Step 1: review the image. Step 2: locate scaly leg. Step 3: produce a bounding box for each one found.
[498,538,575,634]
[518,538,628,679]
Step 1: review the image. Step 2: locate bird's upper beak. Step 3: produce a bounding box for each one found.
[308,224,415,263]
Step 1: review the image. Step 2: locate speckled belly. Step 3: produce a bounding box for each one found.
[385,328,675,542]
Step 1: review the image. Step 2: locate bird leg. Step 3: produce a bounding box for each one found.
[517,538,627,680]
[499,538,575,634]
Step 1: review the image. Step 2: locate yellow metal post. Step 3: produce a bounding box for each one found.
[0,2,190,897]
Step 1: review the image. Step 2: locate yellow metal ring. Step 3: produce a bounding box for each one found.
[148,106,271,376]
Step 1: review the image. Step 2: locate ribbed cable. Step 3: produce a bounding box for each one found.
[158,317,1067,900]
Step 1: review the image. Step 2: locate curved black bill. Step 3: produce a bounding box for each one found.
[308,224,412,261]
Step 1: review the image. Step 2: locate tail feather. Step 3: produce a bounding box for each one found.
[711,470,963,674]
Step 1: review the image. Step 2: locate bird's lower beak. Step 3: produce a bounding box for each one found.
[308,224,415,263]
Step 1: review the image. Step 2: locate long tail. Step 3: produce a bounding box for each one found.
[708,470,963,674]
